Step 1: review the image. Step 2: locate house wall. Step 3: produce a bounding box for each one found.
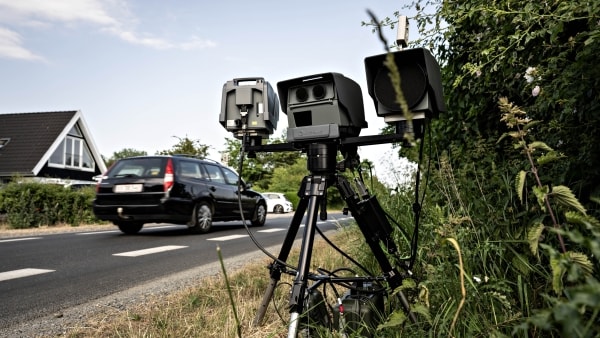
[38,163,102,182]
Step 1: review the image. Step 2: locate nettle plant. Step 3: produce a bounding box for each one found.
[498,97,600,335]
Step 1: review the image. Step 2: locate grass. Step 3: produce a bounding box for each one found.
[0,221,114,238]
[63,225,367,337]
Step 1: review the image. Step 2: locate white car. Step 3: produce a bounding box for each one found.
[262,192,294,213]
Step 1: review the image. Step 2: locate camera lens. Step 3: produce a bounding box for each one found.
[312,84,326,100]
[296,87,308,102]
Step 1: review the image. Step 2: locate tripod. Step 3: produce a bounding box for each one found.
[253,142,416,337]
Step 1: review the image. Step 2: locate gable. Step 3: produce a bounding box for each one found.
[0,111,107,178]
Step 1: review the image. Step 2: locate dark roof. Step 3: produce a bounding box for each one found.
[0,111,77,176]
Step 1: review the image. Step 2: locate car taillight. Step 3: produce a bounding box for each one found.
[164,158,174,192]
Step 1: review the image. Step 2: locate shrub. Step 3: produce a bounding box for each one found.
[0,182,98,228]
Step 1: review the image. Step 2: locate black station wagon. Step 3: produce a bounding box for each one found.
[93,155,267,234]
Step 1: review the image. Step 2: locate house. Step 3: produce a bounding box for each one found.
[0,111,107,185]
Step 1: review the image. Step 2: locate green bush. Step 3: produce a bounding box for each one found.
[0,182,99,228]
[368,100,600,337]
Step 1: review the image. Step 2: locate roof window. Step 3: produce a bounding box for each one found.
[0,138,10,149]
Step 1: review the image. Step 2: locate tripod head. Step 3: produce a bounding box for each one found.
[306,143,338,174]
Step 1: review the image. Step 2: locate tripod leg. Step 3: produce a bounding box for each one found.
[288,175,327,337]
[253,179,310,327]
[336,175,418,324]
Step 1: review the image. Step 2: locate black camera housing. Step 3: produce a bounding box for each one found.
[364,48,446,121]
[219,77,279,140]
[278,73,367,143]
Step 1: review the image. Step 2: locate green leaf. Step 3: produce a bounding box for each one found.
[532,185,549,211]
[584,36,595,45]
[528,141,553,152]
[508,131,522,139]
[569,280,600,307]
[497,132,510,144]
[513,141,526,150]
[512,254,533,276]
[550,254,565,294]
[564,211,600,231]
[552,303,580,331]
[378,310,407,329]
[527,223,545,259]
[408,303,432,323]
[516,170,527,203]
[400,278,417,290]
[527,310,553,330]
[550,185,587,215]
[567,251,594,277]
[536,151,565,165]
[522,120,541,131]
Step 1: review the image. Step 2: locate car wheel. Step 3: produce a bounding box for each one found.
[274,204,284,214]
[251,203,266,227]
[190,202,212,234]
[116,222,144,235]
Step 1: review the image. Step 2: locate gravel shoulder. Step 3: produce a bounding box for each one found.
[0,223,116,239]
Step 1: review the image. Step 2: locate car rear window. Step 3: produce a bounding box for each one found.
[107,158,167,178]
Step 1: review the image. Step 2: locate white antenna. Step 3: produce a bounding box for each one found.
[396,16,409,49]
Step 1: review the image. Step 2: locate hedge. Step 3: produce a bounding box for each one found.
[0,182,99,229]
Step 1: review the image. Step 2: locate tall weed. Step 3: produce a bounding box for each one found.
[374,98,600,337]
[498,97,600,336]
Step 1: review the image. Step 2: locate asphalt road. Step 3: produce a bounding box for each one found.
[0,211,353,330]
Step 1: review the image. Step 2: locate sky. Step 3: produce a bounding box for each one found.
[0,0,417,185]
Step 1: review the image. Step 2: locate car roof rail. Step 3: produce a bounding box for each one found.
[171,154,203,159]
[171,155,222,165]
[202,158,221,164]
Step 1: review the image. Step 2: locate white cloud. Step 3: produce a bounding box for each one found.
[0,0,215,60]
[107,27,173,49]
[105,27,216,50]
[0,27,45,61]
[180,36,217,50]
[0,0,120,25]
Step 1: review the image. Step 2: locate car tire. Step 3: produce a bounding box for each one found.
[251,203,266,227]
[190,202,212,234]
[116,222,144,235]
[274,205,284,214]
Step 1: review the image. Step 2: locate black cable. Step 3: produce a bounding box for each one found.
[272,281,293,324]
[407,119,431,270]
[315,223,375,277]
[319,267,358,277]
[235,129,389,276]
[236,130,297,271]
[234,128,402,320]
[321,267,387,293]
[384,207,412,245]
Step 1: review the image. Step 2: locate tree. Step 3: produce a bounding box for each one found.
[223,130,302,190]
[157,136,211,158]
[362,2,600,336]
[266,157,307,206]
[368,1,600,202]
[415,0,600,203]
[104,148,147,167]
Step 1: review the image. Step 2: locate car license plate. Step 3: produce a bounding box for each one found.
[114,184,143,193]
